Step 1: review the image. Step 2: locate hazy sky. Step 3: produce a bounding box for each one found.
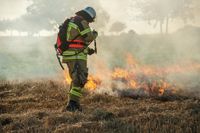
[0,0,199,35]
[99,0,200,33]
[0,0,31,20]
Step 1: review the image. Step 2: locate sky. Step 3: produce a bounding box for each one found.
[0,0,200,85]
[0,0,31,20]
[0,0,199,35]
[99,0,200,34]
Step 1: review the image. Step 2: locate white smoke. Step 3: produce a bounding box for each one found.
[0,0,200,98]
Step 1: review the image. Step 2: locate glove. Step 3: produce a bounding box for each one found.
[93,30,98,37]
[56,49,62,56]
[88,48,95,55]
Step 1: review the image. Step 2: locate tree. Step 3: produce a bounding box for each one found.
[137,0,195,34]
[0,0,109,35]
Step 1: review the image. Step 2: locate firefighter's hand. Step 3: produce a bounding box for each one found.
[88,48,95,55]
[56,49,61,56]
[93,30,98,37]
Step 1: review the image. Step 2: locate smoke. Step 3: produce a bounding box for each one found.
[0,0,200,96]
[109,22,127,33]
[88,26,200,96]
[0,0,110,80]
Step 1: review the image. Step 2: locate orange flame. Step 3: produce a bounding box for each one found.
[112,68,128,79]
[128,80,137,89]
[85,75,101,91]
[63,70,101,90]
[64,70,71,84]
[63,54,200,96]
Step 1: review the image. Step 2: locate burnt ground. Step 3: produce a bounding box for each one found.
[0,80,200,133]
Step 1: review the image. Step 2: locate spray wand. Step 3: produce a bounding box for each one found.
[94,39,97,54]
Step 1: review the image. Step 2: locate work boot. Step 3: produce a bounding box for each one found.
[65,100,82,112]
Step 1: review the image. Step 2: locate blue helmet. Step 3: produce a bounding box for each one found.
[83,7,96,20]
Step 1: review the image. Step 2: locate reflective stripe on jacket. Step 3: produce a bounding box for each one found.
[66,16,96,43]
[62,15,97,62]
[62,48,89,62]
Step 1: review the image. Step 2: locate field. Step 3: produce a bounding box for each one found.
[0,80,200,133]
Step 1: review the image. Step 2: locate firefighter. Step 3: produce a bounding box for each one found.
[62,7,98,112]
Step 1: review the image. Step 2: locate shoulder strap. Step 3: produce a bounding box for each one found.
[72,16,90,38]
[72,16,85,31]
[67,16,85,41]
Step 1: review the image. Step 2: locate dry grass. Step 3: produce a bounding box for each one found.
[0,80,200,133]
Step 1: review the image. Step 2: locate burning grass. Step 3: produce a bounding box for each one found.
[64,53,200,98]
[0,80,200,133]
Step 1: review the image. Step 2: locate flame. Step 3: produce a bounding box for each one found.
[128,80,137,89]
[159,81,167,95]
[64,70,71,84]
[84,75,101,91]
[63,54,200,96]
[112,68,128,79]
[63,70,101,90]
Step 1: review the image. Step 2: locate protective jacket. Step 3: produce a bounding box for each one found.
[62,16,97,62]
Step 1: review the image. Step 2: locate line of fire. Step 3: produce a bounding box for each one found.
[63,53,200,97]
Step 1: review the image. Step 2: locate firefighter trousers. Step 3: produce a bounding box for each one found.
[66,60,88,102]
